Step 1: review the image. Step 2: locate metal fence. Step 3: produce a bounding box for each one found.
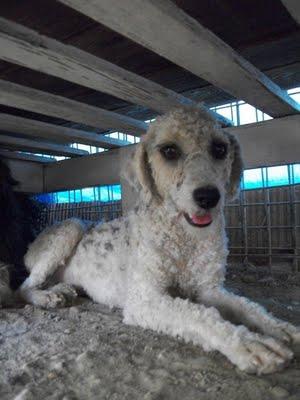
[38,185,300,271]
[226,184,300,270]
[39,201,122,228]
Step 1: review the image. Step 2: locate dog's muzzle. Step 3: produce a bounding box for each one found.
[193,186,220,210]
[183,186,220,228]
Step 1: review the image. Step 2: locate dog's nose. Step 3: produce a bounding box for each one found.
[193,186,220,209]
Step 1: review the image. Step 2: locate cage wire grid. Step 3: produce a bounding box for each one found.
[226,183,300,271]
[38,184,300,272]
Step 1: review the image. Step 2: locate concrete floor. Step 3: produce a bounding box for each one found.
[0,266,300,400]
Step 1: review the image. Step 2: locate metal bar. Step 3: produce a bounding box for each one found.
[227,225,299,229]
[226,200,300,207]
[287,165,297,271]
[240,188,248,264]
[229,246,296,250]
[229,253,300,259]
[262,169,272,266]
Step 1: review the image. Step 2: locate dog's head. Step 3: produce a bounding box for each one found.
[128,107,243,230]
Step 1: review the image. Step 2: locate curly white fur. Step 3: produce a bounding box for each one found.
[19,107,300,375]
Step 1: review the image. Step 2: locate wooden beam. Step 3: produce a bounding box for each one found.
[0,149,55,163]
[0,135,88,157]
[0,79,147,137]
[44,146,126,192]
[187,63,300,108]
[0,112,129,148]
[44,115,300,193]
[0,17,229,126]
[281,1,300,24]
[100,62,300,123]
[59,0,300,118]
[227,115,300,168]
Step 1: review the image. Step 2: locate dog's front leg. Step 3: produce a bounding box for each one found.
[124,288,293,374]
[200,287,300,344]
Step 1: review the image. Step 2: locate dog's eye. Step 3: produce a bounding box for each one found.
[160,145,181,161]
[211,140,228,160]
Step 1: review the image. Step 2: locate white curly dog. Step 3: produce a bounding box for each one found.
[19,107,300,374]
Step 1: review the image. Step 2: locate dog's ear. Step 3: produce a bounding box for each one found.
[123,139,162,203]
[133,141,162,204]
[225,132,244,200]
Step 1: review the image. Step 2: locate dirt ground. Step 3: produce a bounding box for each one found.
[0,264,300,400]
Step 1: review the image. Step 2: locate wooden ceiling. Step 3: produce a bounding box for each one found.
[0,0,298,168]
[0,0,299,126]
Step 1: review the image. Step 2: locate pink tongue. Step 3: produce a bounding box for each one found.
[191,213,212,226]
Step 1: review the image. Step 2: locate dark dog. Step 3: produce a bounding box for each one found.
[0,159,41,297]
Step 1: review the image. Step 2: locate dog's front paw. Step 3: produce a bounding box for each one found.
[262,321,300,345]
[26,285,77,309]
[52,283,78,304]
[230,336,293,375]
[38,290,70,309]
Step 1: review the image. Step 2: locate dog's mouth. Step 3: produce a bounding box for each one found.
[183,212,212,228]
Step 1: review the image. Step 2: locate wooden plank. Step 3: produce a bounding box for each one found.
[44,115,300,193]
[0,134,88,157]
[0,112,129,148]
[100,62,300,122]
[44,146,125,192]
[281,1,300,24]
[0,79,147,138]
[227,115,300,168]
[0,17,229,126]
[0,149,56,163]
[59,0,300,118]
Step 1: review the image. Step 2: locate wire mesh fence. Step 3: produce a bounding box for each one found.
[39,201,122,229]
[38,184,300,271]
[226,184,300,270]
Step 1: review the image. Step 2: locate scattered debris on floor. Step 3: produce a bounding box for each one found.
[0,266,299,400]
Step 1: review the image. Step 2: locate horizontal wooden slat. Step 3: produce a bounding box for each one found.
[0,17,229,126]
[227,115,300,168]
[0,149,56,163]
[43,115,300,193]
[44,146,125,192]
[97,62,300,123]
[187,63,300,108]
[0,112,129,148]
[281,0,300,24]
[0,134,88,157]
[60,0,300,117]
[0,79,147,137]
